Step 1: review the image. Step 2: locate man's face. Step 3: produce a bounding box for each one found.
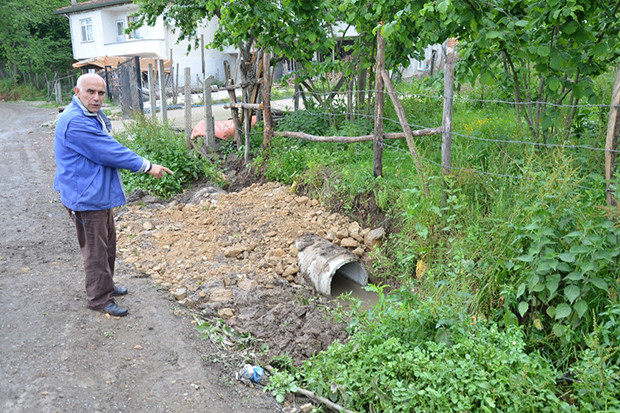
[74,76,106,113]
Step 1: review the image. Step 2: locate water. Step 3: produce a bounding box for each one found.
[330,271,379,310]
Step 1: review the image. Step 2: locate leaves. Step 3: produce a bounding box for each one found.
[555,303,571,319]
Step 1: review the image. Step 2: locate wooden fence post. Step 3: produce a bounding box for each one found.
[441,43,457,206]
[294,76,300,111]
[104,66,111,99]
[54,81,62,104]
[223,60,243,149]
[158,59,167,123]
[373,27,385,178]
[203,75,215,149]
[148,63,157,120]
[605,64,620,207]
[200,34,205,77]
[262,51,274,149]
[184,67,192,147]
[442,45,456,176]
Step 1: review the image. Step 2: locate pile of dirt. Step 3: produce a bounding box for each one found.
[116,181,385,363]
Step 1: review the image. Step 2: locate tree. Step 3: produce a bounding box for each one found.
[0,0,74,85]
[413,0,620,140]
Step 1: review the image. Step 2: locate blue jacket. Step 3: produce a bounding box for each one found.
[54,96,149,211]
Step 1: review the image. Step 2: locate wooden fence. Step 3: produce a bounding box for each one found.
[142,37,619,207]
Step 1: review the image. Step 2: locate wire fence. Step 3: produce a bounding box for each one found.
[260,85,618,196]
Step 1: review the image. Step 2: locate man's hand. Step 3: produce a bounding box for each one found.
[148,164,174,179]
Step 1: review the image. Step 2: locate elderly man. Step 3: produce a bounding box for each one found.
[54,73,173,317]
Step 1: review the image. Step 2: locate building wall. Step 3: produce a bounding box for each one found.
[65,7,237,86]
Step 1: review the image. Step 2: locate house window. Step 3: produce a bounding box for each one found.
[116,20,126,42]
[127,16,140,39]
[80,18,93,42]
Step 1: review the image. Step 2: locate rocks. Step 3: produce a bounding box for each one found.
[218,308,234,319]
[282,264,299,278]
[340,237,360,248]
[223,245,245,258]
[364,227,385,249]
[209,288,233,302]
[171,287,187,300]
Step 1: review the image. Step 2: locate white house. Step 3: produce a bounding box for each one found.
[55,0,237,86]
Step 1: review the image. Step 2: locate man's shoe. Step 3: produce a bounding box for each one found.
[100,301,128,317]
[112,285,128,296]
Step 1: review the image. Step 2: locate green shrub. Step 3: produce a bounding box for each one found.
[115,116,223,198]
[271,288,569,412]
[571,326,620,412]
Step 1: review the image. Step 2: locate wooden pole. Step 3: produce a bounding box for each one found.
[275,128,442,142]
[373,27,385,178]
[203,75,215,149]
[262,51,274,149]
[184,67,192,147]
[224,60,243,148]
[158,59,168,123]
[442,47,457,176]
[224,102,263,110]
[605,64,620,207]
[200,34,205,77]
[148,63,157,120]
[294,78,300,111]
[381,70,429,197]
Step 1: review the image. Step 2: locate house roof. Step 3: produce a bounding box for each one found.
[73,56,171,73]
[55,0,132,15]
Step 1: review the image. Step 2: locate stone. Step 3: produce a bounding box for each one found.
[209,288,233,302]
[275,261,284,275]
[282,264,299,277]
[238,278,257,291]
[324,231,336,241]
[223,245,245,258]
[271,248,287,258]
[143,221,154,231]
[340,237,360,248]
[352,247,365,257]
[171,287,187,300]
[218,308,234,319]
[300,403,314,413]
[336,228,349,239]
[348,221,361,235]
[364,227,386,248]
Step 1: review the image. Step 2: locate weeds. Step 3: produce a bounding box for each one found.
[115,115,224,198]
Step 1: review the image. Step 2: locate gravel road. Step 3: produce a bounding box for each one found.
[0,102,281,413]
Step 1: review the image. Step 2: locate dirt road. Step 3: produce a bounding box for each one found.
[0,102,281,412]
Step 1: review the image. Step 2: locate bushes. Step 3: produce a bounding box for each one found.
[269,289,569,412]
[115,116,223,198]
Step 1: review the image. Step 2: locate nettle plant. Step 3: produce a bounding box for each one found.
[505,203,620,343]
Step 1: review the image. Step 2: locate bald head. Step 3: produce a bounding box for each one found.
[75,74,106,113]
[76,73,105,92]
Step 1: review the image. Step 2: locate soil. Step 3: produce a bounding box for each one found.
[1,102,385,412]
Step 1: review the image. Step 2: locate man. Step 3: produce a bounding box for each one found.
[54,73,173,317]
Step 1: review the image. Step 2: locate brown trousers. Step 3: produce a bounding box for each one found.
[66,207,116,309]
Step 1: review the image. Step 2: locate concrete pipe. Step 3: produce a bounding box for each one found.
[295,233,368,295]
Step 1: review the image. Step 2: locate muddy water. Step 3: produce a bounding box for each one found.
[330,271,379,309]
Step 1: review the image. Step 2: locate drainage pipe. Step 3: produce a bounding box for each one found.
[295,233,368,295]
